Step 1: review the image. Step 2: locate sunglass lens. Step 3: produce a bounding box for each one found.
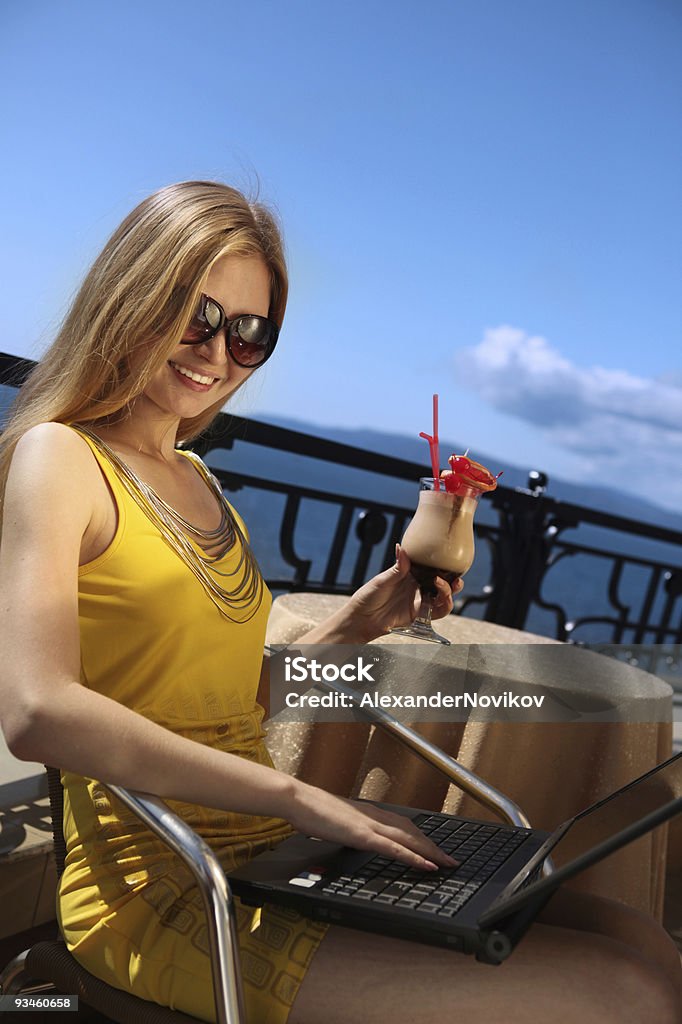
[182,297,221,343]
[182,320,211,343]
[230,317,276,366]
[204,299,222,330]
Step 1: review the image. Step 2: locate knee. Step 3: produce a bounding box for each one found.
[623,957,682,1024]
[595,948,682,1024]
[537,928,681,1024]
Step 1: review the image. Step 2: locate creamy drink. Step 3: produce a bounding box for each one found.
[392,455,498,644]
[401,486,480,594]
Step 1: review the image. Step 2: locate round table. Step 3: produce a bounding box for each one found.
[265,593,675,919]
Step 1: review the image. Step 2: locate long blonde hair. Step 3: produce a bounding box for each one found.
[0,180,287,513]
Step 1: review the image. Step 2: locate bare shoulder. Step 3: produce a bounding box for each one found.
[14,420,89,457]
[6,422,99,525]
[12,422,96,477]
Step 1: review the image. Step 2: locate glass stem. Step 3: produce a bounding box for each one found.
[413,589,435,628]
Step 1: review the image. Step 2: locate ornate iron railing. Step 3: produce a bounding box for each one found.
[2,352,681,661]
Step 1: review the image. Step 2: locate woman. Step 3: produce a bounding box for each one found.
[0,182,678,1024]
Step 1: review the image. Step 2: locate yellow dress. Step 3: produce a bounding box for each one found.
[57,427,327,1023]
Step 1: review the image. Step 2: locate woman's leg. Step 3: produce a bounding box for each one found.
[539,887,682,1007]
[288,922,681,1024]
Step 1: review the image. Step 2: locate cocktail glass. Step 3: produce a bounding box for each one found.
[391,477,483,645]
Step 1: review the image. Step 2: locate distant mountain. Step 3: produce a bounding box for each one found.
[248,413,682,536]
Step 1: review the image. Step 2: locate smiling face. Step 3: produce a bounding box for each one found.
[136,253,273,424]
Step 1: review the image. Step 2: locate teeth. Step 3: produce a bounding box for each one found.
[170,362,216,386]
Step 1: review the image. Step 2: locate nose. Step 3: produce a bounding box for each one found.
[195,329,227,365]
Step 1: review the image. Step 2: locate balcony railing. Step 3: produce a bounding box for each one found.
[2,352,681,683]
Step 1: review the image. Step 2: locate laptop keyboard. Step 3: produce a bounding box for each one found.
[320,814,529,917]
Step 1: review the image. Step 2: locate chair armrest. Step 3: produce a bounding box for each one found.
[264,646,533,829]
[347,701,534,828]
[103,785,244,1024]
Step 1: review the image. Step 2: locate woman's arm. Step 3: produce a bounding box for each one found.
[0,424,453,871]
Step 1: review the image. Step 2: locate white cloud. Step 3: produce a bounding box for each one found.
[456,327,682,510]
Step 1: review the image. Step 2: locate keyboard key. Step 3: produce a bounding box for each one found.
[361,878,391,894]
[411,883,440,895]
[395,897,422,909]
[420,892,452,907]
[381,882,415,897]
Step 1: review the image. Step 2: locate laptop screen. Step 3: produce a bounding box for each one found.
[507,751,682,897]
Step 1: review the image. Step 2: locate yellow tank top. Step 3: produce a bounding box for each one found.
[59,426,292,933]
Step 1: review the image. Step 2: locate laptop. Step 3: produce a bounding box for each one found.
[229,751,681,964]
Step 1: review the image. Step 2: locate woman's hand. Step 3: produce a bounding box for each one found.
[285,780,457,872]
[344,545,462,643]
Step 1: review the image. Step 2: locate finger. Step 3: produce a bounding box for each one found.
[364,814,458,870]
[371,545,412,588]
[433,575,456,599]
[382,821,458,868]
[340,809,437,870]
[394,543,412,579]
[364,808,458,869]
[430,579,455,619]
[359,829,448,872]
[378,830,457,871]
[380,839,440,871]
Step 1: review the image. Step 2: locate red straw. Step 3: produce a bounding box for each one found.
[419,393,441,491]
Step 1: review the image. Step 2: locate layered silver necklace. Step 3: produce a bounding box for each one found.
[75,426,264,621]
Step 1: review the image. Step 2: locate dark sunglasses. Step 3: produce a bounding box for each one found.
[181,293,279,368]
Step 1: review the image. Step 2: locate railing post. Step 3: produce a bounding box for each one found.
[484,472,558,631]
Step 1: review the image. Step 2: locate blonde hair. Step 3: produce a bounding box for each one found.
[0,180,287,512]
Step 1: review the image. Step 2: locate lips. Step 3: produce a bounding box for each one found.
[168,361,221,389]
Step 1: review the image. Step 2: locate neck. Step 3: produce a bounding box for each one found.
[91,398,181,463]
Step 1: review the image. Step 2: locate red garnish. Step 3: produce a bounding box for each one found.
[448,455,472,474]
[441,453,498,493]
[440,471,460,494]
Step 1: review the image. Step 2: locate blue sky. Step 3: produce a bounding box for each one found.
[1,0,681,509]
